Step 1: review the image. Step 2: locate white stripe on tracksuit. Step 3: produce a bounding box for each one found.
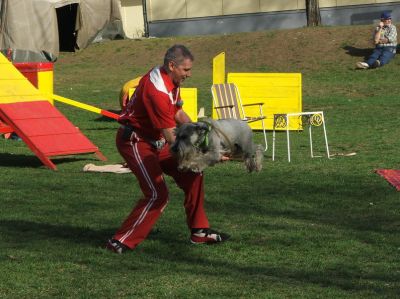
[119,136,159,243]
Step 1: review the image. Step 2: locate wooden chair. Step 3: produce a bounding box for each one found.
[211,83,267,151]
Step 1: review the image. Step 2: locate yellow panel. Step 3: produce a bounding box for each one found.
[226,73,303,130]
[0,63,28,80]
[187,0,222,17]
[0,80,42,98]
[223,0,259,15]
[0,53,11,64]
[0,94,48,104]
[148,0,186,21]
[260,0,300,12]
[213,52,225,84]
[181,88,198,122]
[228,73,301,86]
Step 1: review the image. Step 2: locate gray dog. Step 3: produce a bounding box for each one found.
[170,118,263,173]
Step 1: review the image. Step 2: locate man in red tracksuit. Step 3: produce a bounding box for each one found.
[106,45,230,253]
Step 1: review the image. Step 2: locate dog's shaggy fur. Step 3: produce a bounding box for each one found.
[170,118,263,173]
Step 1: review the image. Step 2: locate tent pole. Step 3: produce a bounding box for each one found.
[142,0,149,37]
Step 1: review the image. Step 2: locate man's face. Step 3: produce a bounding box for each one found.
[168,58,193,86]
[382,18,392,26]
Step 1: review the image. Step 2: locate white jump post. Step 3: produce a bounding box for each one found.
[273,111,330,162]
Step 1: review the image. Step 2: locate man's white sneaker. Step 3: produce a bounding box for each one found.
[190,228,230,244]
[356,62,369,69]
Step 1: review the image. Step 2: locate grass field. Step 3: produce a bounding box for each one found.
[1,25,400,298]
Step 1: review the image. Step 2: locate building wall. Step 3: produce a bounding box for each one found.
[146,0,400,21]
[120,0,145,38]
[146,1,400,37]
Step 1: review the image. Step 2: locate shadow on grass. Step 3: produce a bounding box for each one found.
[0,220,113,248]
[0,220,164,249]
[0,153,43,168]
[0,153,96,168]
[204,171,400,235]
[142,249,397,294]
[342,45,372,59]
[0,218,397,294]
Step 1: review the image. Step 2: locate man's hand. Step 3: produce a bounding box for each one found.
[220,155,230,162]
[175,109,191,125]
[161,127,176,145]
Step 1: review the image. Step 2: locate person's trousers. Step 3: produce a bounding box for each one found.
[113,127,209,249]
[367,46,396,67]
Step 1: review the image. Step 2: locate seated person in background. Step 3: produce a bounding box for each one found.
[356,12,397,69]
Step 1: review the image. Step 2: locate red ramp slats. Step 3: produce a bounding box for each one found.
[376,169,400,191]
[0,101,106,170]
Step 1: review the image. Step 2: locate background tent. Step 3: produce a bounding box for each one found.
[0,0,122,62]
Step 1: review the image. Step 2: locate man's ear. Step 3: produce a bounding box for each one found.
[168,61,175,72]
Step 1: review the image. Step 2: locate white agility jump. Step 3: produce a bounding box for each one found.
[272,111,330,162]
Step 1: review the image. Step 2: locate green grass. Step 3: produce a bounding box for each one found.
[1,26,400,298]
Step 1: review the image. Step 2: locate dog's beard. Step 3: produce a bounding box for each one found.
[172,141,200,172]
[244,144,263,172]
[173,141,213,173]
[179,152,210,173]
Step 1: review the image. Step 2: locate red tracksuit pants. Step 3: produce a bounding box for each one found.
[113,128,210,249]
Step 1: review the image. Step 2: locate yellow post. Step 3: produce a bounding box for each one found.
[180,88,198,122]
[212,52,226,119]
[37,67,54,104]
[213,52,225,84]
[51,94,102,114]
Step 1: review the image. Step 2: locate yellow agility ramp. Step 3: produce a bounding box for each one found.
[0,53,118,119]
[0,53,52,104]
[0,53,106,170]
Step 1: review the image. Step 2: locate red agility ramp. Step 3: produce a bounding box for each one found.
[0,100,106,170]
[376,169,400,191]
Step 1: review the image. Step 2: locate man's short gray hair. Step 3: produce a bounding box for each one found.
[163,44,194,67]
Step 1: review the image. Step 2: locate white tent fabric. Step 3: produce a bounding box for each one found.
[0,0,121,61]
